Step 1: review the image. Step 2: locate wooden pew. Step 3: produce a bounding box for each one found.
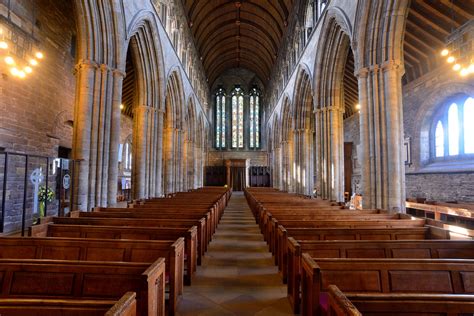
[0,292,137,316]
[286,239,474,313]
[0,258,166,316]
[300,256,474,316]
[29,223,197,284]
[276,226,445,279]
[327,285,474,316]
[267,217,425,257]
[0,237,184,316]
[50,217,208,262]
[99,206,219,236]
[81,210,215,244]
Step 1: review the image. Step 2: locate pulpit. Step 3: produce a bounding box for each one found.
[225,159,249,191]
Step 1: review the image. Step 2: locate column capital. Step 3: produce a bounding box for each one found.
[354,66,369,78]
[112,68,126,78]
[74,60,99,73]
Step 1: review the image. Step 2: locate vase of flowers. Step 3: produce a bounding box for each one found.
[38,186,55,218]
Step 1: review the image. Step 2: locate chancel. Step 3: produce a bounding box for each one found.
[0,0,473,315]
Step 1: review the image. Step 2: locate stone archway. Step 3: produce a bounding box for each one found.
[163,70,186,194]
[313,16,352,202]
[292,67,315,196]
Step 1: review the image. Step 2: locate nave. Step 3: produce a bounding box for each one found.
[177,192,293,316]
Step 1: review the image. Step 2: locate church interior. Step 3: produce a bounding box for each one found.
[0,0,473,315]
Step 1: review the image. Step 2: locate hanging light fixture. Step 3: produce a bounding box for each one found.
[439,5,473,77]
[0,2,45,80]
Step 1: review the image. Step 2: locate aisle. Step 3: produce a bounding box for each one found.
[176,192,294,316]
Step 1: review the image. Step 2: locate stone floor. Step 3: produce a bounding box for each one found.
[176,192,294,316]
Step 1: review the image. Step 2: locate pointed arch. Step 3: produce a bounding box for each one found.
[163,69,186,194]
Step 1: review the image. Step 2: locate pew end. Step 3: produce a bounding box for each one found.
[327,285,361,316]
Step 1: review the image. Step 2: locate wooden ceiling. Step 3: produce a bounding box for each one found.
[184,0,294,85]
[343,0,473,119]
[343,49,357,119]
[403,0,473,83]
[121,47,136,118]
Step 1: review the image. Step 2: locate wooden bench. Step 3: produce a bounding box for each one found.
[286,239,474,313]
[301,256,474,316]
[327,285,474,316]
[276,226,446,278]
[82,210,215,243]
[0,237,184,316]
[0,258,165,316]
[101,206,219,236]
[267,218,425,258]
[0,292,137,316]
[50,217,208,262]
[28,223,197,284]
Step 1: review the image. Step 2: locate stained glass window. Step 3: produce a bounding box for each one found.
[215,88,226,149]
[232,87,244,148]
[249,88,260,149]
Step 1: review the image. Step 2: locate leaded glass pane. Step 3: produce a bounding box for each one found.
[216,97,221,148]
[238,96,244,148]
[464,97,474,154]
[448,103,459,156]
[221,96,226,147]
[255,95,260,148]
[232,95,238,148]
[435,120,444,157]
[250,96,254,148]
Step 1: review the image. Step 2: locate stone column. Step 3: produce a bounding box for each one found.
[132,105,150,199]
[163,126,174,195]
[72,61,96,211]
[107,69,125,206]
[155,110,164,196]
[315,107,344,201]
[330,107,344,202]
[303,128,314,196]
[357,62,405,211]
[183,138,188,192]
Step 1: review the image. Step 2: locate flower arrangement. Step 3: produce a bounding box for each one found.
[38,186,55,203]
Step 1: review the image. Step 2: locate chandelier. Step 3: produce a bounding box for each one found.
[0,9,45,79]
[440,18,473,77]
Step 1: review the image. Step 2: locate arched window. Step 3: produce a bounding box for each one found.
[464,97,474,154]
[215,87,226,149]
[249,87,261,149]
[435,121,444,157]
[432,96,474,159]
[304,0,315,40]
[231,86,244,148]
[318,0,327,18]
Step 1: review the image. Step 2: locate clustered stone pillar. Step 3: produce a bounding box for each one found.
[107,69,125,206]
[357,62,406,212]
[132,105,148,200]
[155,110,165,197]
[72,61,123,211]
[315,106,344,202]
[273,145,282,190]
[163,126,174,195]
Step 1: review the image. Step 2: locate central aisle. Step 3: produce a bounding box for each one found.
[176,192,294,316]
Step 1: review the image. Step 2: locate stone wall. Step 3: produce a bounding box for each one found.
[0,0,75,233]
[0,0,76,157]
[343,113,361,194]
[402,65,474,202]
[342,65,474,203]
